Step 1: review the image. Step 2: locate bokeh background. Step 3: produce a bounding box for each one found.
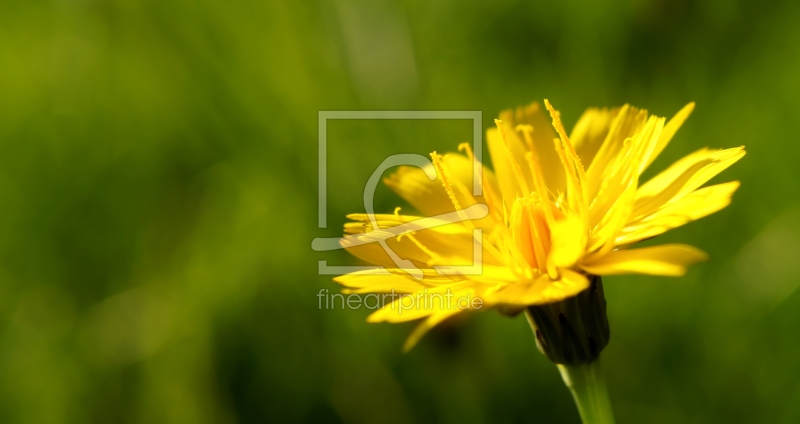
[1,0,799,422]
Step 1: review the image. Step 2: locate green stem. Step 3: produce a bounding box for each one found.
[557,361,615,424]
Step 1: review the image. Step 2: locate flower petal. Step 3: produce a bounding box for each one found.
[585,105,649,200]
[366,285,471,322]
[402,310,462,352]
[547,214,587,269]
[617,181,740,245]
[487,102,565,206]
[384,153,498,227]
[334,269,434,294]
[581,244,708,276]
[569,107,619,168]
[487,269,589,306]
[340,220,494,270]
[633,147,746,220]
[640,102,695,172]
[486,126,531,208]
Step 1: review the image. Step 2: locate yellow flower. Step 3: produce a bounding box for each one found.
[335,100,744,351]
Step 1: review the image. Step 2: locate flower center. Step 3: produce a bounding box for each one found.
[509,194,554,272]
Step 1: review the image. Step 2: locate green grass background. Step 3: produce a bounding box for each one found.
[1,0,798,422]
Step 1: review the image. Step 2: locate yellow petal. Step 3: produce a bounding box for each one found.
[341,231,496,271]
[487,102,566,208]
[545,99,589,222]
[586,136,641,253]
[641,102,695,172]
[486,279,542,305]
[538,269,591,302]
[366,285,478,328]
[510,199,539,269]
[334,270,432,294]
[569,107,619,168]
[344,212,474,235]
[489,270,590,306]
[634,116,666,174]
[403,310,462,352]
[633,147,745,220]
[581,244,708,276]
[617,181,740,245]
[502,102,564,190]
[587,138,638,227]
[585,105,649,200]
[487,125,531,209]
[587,178,637,255]
[367,293,438,323]
[465,264,532,285]
[547,214,586,270]
[635,148,714,198]
[384,153,498,227]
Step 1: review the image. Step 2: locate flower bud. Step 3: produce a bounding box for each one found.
[525,275,610,365]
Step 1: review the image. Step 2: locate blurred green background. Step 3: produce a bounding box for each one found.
[1,0,799,422]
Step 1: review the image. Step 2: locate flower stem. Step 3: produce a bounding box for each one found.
[557,360,615,424]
